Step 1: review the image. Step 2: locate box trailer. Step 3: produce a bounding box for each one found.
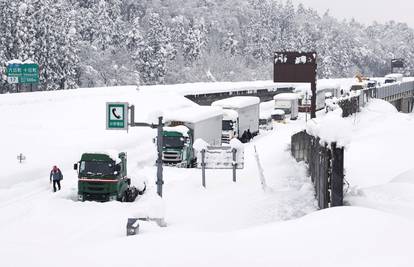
[212,96,260,143]
[273,93,299,120]
[162,106,223,167]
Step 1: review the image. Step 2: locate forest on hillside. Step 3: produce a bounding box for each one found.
[1,0,413,92]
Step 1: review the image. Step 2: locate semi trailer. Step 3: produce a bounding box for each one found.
[211,96,260,143]
[273,93,299,120]
[162,106,223,167]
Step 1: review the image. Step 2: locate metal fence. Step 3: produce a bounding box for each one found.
[337,96,360,118]
[291,130,344,209]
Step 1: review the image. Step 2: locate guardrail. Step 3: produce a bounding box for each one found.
[336,80,414,117]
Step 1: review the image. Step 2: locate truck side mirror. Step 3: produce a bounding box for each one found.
[73,163,78,170]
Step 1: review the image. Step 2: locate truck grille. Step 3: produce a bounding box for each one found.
[84,193,109,202]
[162,151,181,162]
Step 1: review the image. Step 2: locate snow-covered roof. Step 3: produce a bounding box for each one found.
[273,93,299,100]
[164,106,223,123]
[272,109,285,115]
[163,125,189,137]
[211,96,260,109]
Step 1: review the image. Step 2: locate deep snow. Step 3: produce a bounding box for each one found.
[1,82,414,267]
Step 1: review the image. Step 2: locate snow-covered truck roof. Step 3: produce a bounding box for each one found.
[222,109,239,120]
[294,79,343,95]
[211,96,260,109]
[164,106,223,123]
[163,125,190,137]
[273,93,299,101]
[272,109,286,115]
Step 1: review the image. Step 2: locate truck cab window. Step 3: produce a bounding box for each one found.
[79,161,115,176]
[222,120,233,131]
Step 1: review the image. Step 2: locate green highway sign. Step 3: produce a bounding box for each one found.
[106,102,129,130]
[6,63,39,84]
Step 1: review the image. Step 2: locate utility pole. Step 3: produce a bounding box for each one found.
[128,105,164,197]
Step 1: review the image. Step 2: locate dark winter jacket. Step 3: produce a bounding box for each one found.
[50,169,63,181]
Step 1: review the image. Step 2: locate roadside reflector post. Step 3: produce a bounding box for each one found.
[156,116,164,197]
[232,148,237,182]
[201,149,206,188]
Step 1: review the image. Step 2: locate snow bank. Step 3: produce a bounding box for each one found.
[306,109,351,146]
[391,169,414,184]
[345,99,414,187]
[212,96,260,109]
[193,138,209,152]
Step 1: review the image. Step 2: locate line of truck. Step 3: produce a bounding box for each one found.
[161,96,261,167]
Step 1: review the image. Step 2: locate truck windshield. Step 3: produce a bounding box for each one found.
[80,161,115,176]
[222,120,234,131]
[163,136,185,148]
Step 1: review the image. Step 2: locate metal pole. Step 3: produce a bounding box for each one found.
[201,149,206,188]
[156,116,164,197]
[232,148,237,182]
[311,80,316,119]
[305,91,308,122]
[130,105,135,125]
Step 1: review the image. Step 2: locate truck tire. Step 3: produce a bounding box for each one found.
[120,193,127,202]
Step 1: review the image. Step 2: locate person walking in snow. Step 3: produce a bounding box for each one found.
[50,165,63,192]
[246,129,252,141]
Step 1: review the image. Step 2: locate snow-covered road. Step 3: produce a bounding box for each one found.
[1,84,414,266]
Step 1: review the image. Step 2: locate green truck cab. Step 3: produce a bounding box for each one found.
[74,152,144,202]
[162,125,195,168]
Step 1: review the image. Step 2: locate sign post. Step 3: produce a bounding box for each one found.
[274,52,317,118]
[195,145,244,187]
[106,102,164,197]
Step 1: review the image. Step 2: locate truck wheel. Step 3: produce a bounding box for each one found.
[120,194,127,202]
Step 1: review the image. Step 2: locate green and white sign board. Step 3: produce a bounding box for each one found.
[6,63,39,84]
[106,102,129,130]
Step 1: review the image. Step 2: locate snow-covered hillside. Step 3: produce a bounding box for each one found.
[1,82,414,267]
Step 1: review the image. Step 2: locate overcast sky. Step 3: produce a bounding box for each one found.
[290,0,414,28]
